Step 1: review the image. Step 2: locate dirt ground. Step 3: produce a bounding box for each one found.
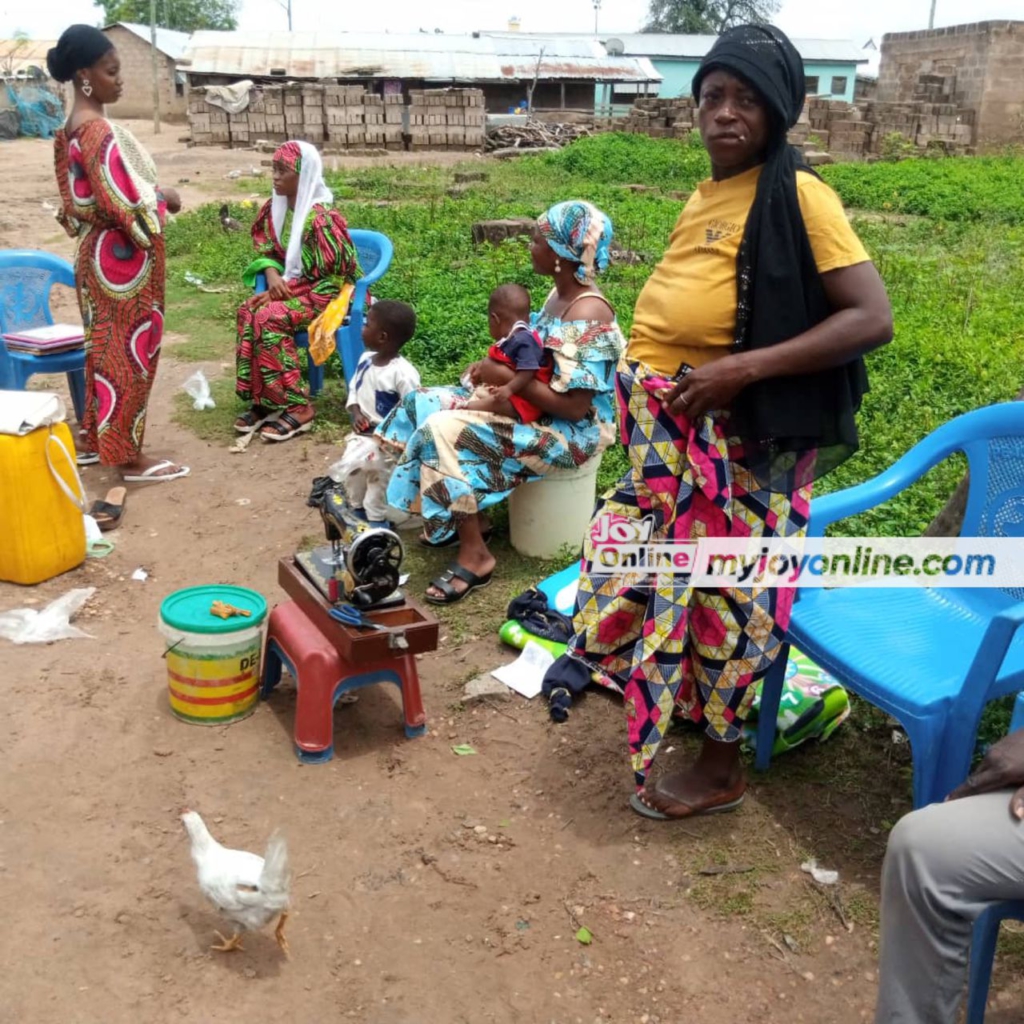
[0,123,1018,1024]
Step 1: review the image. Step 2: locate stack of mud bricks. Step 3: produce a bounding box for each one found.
[621,97,695,138]
[809,99,870,158]
[382,93,405,150]
[244,88,287,146]
[863,99,973,153]
[408,88,485,151]
[280,84,324,145]
[187,88,229,146]
[324,85,369,150]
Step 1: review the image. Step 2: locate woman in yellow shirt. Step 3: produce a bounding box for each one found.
[569,25,893,819]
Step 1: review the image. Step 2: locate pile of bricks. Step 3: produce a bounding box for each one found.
[246,87,287,145]
[281,84,325,145]
[620,96,695,138]
[807,95,973,158]
[407,88,485,151]
[187,89,229,146]
[324,85,372,150]
[189,83,484,152]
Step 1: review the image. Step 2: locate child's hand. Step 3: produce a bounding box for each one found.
[350,408,371,433]
[160,187,182,214]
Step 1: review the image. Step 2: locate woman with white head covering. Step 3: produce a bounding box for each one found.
[235,140,360,441]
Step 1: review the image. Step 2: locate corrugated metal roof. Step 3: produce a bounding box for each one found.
[180,31,660,83]
[487,31,869,65]
[106,22,191,61]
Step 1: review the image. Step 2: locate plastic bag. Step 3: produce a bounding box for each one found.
[0,587,96,644]
[328,433,388,485]
[182,370,216,411]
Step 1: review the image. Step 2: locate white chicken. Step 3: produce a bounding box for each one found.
[181,809,292,955]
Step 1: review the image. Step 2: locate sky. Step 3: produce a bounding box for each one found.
[2,0,1022,50]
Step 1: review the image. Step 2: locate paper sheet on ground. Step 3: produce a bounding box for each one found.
[491,640,555,699]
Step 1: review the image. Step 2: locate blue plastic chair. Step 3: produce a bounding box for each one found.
[754,402,1024,809]
[0,249,86,422]
[964,692,1024,1023]
[253,229,393,396]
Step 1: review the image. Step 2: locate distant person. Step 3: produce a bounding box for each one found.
[875,730,1024,1022]
[49,24,188,482]
[234,140,361,442]
[567,24,893,818]
[464,284,553,422]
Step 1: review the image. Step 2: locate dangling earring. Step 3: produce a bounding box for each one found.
[554,258,562,273]
[81,78,93,98]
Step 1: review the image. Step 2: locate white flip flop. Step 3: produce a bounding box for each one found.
[122,460,191,483]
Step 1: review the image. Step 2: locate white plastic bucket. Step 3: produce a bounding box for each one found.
[509,459,600,559]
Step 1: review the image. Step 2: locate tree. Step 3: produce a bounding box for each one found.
[643,0,780,34]
[0,30,30,78]
[93,0,240,32]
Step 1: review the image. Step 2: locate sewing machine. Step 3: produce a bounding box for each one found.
[299,477,405,609]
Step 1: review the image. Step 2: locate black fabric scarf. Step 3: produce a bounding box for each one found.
[693,25,870,490]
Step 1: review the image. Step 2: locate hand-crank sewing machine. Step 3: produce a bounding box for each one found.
[261,477,437,764]
[299,476,406,609]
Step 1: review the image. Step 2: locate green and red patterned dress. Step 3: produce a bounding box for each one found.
[235,202,359,410]
[53,118,166,466]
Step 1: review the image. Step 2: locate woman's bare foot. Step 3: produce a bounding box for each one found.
[633,738,746,819]
[425,517,495,601]
[259,404,315,442]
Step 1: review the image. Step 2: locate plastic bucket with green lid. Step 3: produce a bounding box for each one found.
[159,585,268,725]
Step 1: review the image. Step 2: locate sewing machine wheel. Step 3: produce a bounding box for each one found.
[346,527,404,604]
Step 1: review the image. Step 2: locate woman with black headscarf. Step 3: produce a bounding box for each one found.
[48,24,188,487]
[569,25,893,819]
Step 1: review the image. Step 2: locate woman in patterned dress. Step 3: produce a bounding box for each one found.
[234,141,360,442]
[49,25,187,481]
[377,200,624,605]
[569,26,893,819]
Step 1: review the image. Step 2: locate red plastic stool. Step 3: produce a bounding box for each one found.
[260,601,427,763]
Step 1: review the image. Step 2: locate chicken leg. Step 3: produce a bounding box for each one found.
[274,911,291,957]
[211,930,245,952]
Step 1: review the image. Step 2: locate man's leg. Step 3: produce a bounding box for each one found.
[876,790,1024,1023]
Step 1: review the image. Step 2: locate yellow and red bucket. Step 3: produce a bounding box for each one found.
[159,585,268,725]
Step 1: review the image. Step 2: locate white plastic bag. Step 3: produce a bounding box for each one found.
[182,370,216,411]
[328,433,387,485]
[0,587,96,644]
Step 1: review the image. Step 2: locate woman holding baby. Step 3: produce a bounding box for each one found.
[377,200,624,606]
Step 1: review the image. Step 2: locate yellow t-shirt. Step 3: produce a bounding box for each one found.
[626,166,871,374]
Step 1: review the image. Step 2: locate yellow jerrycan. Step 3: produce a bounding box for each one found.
[0,392,86,585]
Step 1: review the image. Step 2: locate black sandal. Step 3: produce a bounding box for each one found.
[424,563,493,605]
[89,486,126,532]
[235,407,272,435]
[260,410,314,442]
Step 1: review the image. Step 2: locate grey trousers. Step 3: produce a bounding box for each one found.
[875,790,1024,1022]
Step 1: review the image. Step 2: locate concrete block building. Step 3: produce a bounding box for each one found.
[102,22,190,121]
[878,21,1024,148]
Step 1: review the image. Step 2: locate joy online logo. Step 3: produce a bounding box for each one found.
[589,513,656,547]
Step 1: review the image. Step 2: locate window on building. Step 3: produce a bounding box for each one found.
[830,76,848,96]
[175,82,184,97]
[805,76,820,95]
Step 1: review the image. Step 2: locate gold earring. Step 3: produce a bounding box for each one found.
[81,78,93,98]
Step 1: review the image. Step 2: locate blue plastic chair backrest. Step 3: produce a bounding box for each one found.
[348,230,393,286]
[0,249,75,334]
[955,412,1024,601]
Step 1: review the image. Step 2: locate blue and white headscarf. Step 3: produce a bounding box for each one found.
[537,200,613,286]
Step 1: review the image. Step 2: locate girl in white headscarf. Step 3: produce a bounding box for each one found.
[236,140,360,441]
